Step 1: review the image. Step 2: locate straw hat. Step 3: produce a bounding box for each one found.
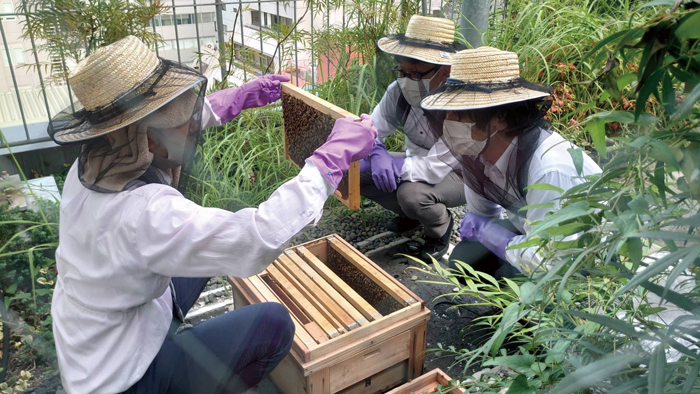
[420,46,551,111]
[50,36,205,144]
[377,15,461,65]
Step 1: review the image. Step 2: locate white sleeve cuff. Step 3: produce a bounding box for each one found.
[201,97,222,129]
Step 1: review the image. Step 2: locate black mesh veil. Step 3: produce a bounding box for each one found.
[424,82,554,215]
[48,59,208,194]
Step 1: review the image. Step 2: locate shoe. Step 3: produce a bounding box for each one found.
[386,216,421,233]
[419,214,454,261]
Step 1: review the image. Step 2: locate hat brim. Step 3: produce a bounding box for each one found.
[377,37,455,65]
[420,87,551,111]
[51,68,204,144]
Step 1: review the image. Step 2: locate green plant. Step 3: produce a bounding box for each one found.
[20,0,165,80]
[414,1,700,392]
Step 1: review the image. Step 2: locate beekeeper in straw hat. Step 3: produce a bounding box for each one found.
[48,35,377,393]
[419,47,601,278]
[362,15,467,261]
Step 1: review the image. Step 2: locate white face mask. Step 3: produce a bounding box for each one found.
[397,67,441,107]
[442,119,497,157]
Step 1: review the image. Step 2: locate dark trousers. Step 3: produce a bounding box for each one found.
[360,170,466,238]
[448,220,522,280]
[124,277,295,394]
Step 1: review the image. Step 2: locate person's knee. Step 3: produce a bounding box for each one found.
[259,303,295,354]
[397,182,429,218]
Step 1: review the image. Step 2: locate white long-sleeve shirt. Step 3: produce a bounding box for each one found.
[464,131,601,273]
[51,99,334,393]
[371,81,456,184]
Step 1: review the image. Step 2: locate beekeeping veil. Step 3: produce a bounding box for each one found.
[420,47,554,214]
[48,35,207,194]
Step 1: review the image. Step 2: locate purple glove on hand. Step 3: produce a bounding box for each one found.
[309,114,377,188]
[359,157,372,173]
[459,213,517,260]
[368,143,405,193]
[207,74,291,124]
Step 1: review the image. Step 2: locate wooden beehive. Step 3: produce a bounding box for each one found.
[385,369,465,394]
[228,235,431,394]
[281,83,361,210]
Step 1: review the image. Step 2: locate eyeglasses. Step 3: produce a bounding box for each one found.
[391,65,441,81]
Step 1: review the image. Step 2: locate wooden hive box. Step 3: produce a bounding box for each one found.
[228,235,431,393]
[281,83,361,210]
[385,369,465,394]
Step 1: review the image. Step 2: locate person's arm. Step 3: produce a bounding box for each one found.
[504,169,581,273]
[371,82,402,144]
[129,162,333,279]
[202,74,290,128]
[466,184,504,219]
[400,139,456,184]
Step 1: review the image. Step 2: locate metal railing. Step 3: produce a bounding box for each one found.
[0,0,469,151]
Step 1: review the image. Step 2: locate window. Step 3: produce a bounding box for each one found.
[50,54,64,76]
[1,46,24,65]
[251,10,260,26]
[1,2,15,21]
[200,36,216,46]
[263,12,268,27]
[177,38,197,49]
[197,12,214,24]
[176,14,192,25]
[161,14,173,26]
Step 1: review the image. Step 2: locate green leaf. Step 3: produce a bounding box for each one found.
[519,203,555,212]
[583,30,630,61]
[628,195,650,215]
[507,374,535,394]
[648,343,666,394]
[524,183,564,194]
[676,10,700,40]
[625,237,643,266]
[636,68,665,121]
[681,359,700,394]
[529,201,594,237]
[507,238,545,250]
[549,354,645,394]
[544,222,588,236]
[662,71,675,114]
[483,355,536,375]
[650,140,680,169]
[637,280,700,315]
[639,0,676,8]
[586,118,607,157]
[628,135,651,149]
[615,246,700,296]
[671,82,700,122]
[566,310,643,338]
[568,147,584,176]
[5,283,17,295]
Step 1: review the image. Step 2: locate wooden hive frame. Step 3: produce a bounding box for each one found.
[384,369,466,394]
[228,235,430,393]
[281,83,361,210]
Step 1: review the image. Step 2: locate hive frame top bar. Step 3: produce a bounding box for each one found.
[281,83,360,121]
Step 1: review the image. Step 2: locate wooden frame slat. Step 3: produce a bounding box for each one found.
[281,251,366,329]
[265,264,343,339]
[297,246,381,321]
[328,237,416,306]
[270,261,348,335]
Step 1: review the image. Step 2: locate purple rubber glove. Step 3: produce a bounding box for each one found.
[460,213,517,260]
[308,114,378,188]
[368,143,405,193]
[359,157,372,173]
[207,74,291,124]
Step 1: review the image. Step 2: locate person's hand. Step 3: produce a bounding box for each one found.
[359,157,372,173]
[308,114,377,188]
[459,213,516,260]
[368,143,405,193]
[206,74,291,124]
